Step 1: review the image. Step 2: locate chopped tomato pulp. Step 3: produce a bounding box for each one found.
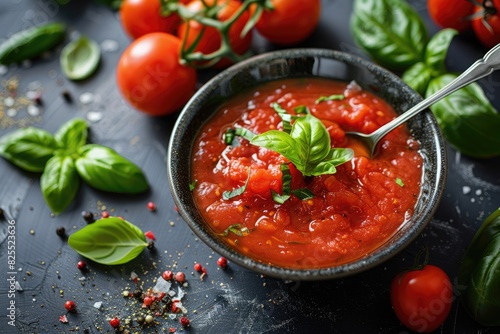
[191,78,423,269]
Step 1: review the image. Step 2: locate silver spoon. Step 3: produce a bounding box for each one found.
[347,43,500,157]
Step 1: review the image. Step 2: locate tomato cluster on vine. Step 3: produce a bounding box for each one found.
[428,0,500,49]
[116,0,321,116]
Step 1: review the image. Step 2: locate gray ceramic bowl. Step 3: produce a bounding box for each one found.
[168,49,446,281]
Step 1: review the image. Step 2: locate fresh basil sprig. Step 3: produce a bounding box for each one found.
[76,144,149,193]
[0,118,149,213]
[68,217,148,265]
[251,114,354,176]
[272,163,314,204]
[0,127,57,172]
[426,74,500,158]
[351,0,428,71]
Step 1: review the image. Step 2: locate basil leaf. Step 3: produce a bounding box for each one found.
[251,130,302,167]
[402,62,433,96]
[315,94,345,104]
[272,103,293,133]
[425,28,458,74]
[54,118,88,151]
[291,188,314,200]
[75,144,149,193]
[218,223,251,237]
[426,74,500,158]
[291,114,330,173]
[458,208,500,326]
[271,163,292,204]
[0,127,57,172]
[351,0,428,70]
[68,217,148,265]
[234,127,256,141]
[60,36,101,80]
[40,155,80,214]
[222,168,251,200]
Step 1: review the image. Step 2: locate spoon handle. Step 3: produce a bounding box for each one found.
[372,43,500,141]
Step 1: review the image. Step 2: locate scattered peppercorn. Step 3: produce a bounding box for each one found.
[217,256,228,269]
[147,241,155,250]
[133,288,143,298]
[162,270,174,281]
[147,201,156,212]
[64,300,76,312]
[136,315,145,325]
[62,90,73,103]
[0,208,4,220]
[101,211,110,218]
[81,211,95,224]
[76,261,86,270]
[109,317,120,328]
[180,316,190,327]
[194,263,202,272]
[175,271,186,283]
[56,226,66,237]
[143,296,153,306]
[145,314,154,324]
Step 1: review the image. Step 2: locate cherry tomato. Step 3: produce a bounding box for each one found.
[255,0,321,45]
[390,264,453,333]
[120,0,188,39]
[116,33,197,116]
[177,0,252,68]
[427,0,475,32]
[471,1,500,49]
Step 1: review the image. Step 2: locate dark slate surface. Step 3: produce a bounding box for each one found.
[1,0,499,333]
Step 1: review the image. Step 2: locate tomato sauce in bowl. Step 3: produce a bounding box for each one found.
[191,78,423,269]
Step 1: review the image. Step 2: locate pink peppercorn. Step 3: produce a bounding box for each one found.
[109,317,120,328]
[64,300,76,312]
[162,270,173,280]
[147,201,156,211]
[180,316,190,327]
[193,263,202,272]
[143,296,153,306]
[101,211,109,218]
[217,256,228,268]
[175,271,185,283]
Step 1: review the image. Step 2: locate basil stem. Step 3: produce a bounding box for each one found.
[351,0,428,71]
[458,208,500,326]
[0,127,57,172]
[40,155,80,214]
[218,223,251,237]
[54,118,88,152]
[426,74,500,158]
[0,23,66,65]
[68,217,148,265]
[60,36,101,80]
[75,144,149,193]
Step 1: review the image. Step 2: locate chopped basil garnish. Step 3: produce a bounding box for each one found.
[292,188,315,200]
[315,94,345,104]
[294,105,310,114]
[222,168,251,200]
[218,223,251,237]
[189,180,197,191]
[395,178,405,187]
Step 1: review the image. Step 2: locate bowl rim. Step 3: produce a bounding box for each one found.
[167,48,447,281]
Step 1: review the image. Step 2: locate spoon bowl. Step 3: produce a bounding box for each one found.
[347,43,500,156]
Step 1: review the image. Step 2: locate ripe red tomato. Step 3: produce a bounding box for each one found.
[427,0,475,32]
[120,0,188,39]
[255,0,321,45]
[116,33,197,116]
[390,264,453,333]
[177,0,252,68]
[471,2,500,49]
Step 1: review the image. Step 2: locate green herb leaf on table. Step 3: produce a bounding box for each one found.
[0,127,57,172]
[54,118,88,152]
[426,74,500,158]
[40,155,80,214]
[76,144,149,193]
[458,207,500,326]
[424,28,458,74]
[68,217,148,265]
[60,36,101,80]
[350,0,428,71]
[401,62,433,96]
[0,22,66,65]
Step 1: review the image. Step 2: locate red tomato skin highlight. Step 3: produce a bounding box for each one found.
[116,33,197,116]
[427,0,475,32]
[255,0,321,45]
[390,265,453,333]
